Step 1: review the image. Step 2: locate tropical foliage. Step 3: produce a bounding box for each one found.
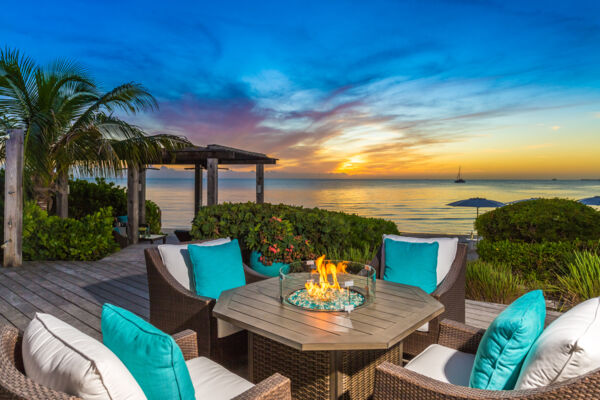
[22,202,118,261]
[466,260,526,304]
[475,198,600,243]
[190,202,399,257]
[0,48,189,211]
[245,216,317,265]
[557,252,600,307]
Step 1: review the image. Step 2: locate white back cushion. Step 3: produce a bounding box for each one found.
[158,238,231,291]
[23,313,146,400]
[383,235,458,285]
[515,297,600,390]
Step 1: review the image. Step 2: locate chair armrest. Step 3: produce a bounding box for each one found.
[373,361,516,399]
[173,330,198,361]
[243,263,269,284]
[438,319,485,354]
[232,373,291,400]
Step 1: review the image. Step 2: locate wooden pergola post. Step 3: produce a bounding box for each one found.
[256,164,264,204]
[127,163,139,244]
[138,165,146,226]
[3,129,24,267]
[206,158,218,206]
[194,163,203,216]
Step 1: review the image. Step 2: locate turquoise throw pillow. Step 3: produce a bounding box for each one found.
[101,304,195,400]
[188,239,246,299]
[383,238,439,294]
[469,290,546,390]
[249,251,289,277]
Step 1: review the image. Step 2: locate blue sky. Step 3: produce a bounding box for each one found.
[2,0,600,178]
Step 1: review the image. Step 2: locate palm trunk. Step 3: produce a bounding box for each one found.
[56,169,69,218]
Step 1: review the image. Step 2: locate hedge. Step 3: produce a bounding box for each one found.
[190,202,400,254]
[68,178,162,233]
[475,198,600,243]
[477,239,600,280]
[23,202,119,261]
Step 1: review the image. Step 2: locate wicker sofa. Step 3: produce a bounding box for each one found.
[373,318,600,399]
[0,325,291,400]
[371,240,467,357]
[145,240,267,367]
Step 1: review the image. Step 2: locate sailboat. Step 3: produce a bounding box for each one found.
[455,166,466,183]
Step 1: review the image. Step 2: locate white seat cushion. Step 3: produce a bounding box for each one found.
[383,235,458,285]
[158,238,231,291]
[515,297,600,390]
[23,313,146,400]
[186,356,253,400]
[416,322,429,332]
[405,344,475,386]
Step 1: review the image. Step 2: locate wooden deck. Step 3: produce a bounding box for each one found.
[0,240,559,340]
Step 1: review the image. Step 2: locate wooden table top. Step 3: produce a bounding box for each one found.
[213,277,444,351]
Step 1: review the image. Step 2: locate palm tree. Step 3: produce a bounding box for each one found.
[0,48,189,216]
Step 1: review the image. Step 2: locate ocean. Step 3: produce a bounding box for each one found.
[110,178,600,234]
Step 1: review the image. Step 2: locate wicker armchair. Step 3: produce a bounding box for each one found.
[371,242,467,357]
[0,325,291,400]
[373,319,600,399]
[145,240,268,367]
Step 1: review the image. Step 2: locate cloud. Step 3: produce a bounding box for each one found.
[551,126,561,131]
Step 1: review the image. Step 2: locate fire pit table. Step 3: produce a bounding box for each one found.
[213,258,444,400]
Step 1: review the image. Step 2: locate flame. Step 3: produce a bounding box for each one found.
[305,255,348,301]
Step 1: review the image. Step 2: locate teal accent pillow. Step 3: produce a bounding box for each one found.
[383,239,439,294]
[469,290,546,390]
[101,304,195,400]
[117,215,128,224]
[249,251,289,277]
[188,239,246,299]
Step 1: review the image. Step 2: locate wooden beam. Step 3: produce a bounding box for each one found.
[206,158,218,206]
[127,164,139,244]
[56,168,69,218]
[194,163,203,216]
[138,165,146,225]
[3,129,24,267]
[256,164,264,204]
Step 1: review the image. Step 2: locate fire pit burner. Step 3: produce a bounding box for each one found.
[280,256,375,312]
[287,288,365,311]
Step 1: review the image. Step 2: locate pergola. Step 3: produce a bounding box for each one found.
[125,144,278,244]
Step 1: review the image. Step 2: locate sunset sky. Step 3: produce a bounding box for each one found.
[3,0,600,179]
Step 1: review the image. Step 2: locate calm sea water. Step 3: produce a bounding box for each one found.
[110,178,600,234]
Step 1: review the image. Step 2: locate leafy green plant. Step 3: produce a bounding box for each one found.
[245,216,316,264]
[475,198,600,243]
[557,252,600,307]
[145,199,162,234]
[190,202,399,256]
[68,178,127,219]
[22,202,118,261]
[67,178,161,233]
[477,239,600,280]
[325,244,375,264]
[466,260,526,304]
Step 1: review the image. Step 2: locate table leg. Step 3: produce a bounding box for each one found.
[162,236,167,244]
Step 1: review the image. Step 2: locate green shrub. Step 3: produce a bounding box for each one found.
[475,199,600,243]
[23,202,118,261]
[190,202,399,255]
[68,178,161,233]
[145,200,162,234]
[557,252,600,307]
[325,244,375,264]
[477,239,600,280]
[466,260,526,304]
[68,178,127,219]
[245,216,316,264]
